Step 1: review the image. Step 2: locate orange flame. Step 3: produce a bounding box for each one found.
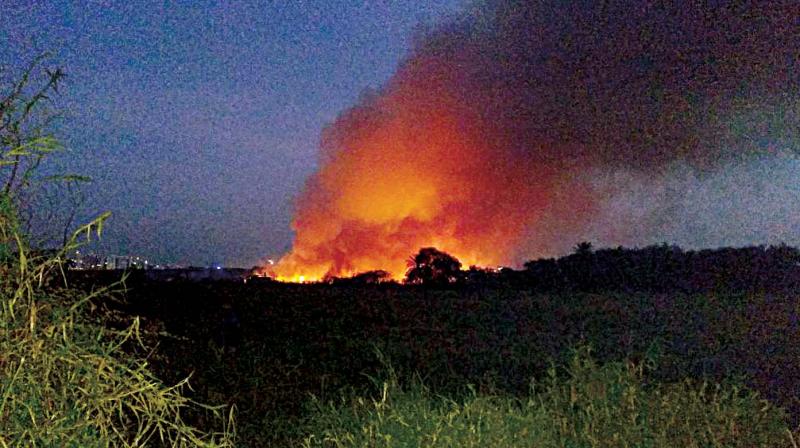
[272,62,550,282]
[266,1,797,283]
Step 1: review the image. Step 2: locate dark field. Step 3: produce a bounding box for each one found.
[71,271,800,446]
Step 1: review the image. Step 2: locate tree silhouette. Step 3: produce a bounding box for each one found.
[405,247,462,286]
[519,243,800,294]
[573,241,593,256]
[350,270,391,284]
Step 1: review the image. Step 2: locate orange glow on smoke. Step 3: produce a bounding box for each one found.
[263,2,797,283]
[271,59,551,282]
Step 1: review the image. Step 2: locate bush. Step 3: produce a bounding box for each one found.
[301,347,797,447]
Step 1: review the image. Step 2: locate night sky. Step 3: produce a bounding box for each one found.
[2,1,798,270]
[1,1,464,267]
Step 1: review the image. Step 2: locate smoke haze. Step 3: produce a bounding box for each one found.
[274,0,799,280]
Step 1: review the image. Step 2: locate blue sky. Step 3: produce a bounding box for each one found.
[1,1,466,266]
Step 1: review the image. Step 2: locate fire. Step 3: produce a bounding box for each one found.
[271,63,549,282]
[265,1,795,282]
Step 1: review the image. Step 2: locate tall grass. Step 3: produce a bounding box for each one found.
[302,347,798,447]
[0,58,235,445]
[0,188,235,447]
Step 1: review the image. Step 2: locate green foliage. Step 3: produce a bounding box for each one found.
[301,347,797,448]
[1,54,66,198]
[0,56,234,447]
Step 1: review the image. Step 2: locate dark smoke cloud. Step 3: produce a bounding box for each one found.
[415,0,799,253]
[424,0,797,164]
[277,0,799,277]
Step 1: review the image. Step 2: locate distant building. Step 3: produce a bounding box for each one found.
[67,253,155,270]
[68,251,104,270]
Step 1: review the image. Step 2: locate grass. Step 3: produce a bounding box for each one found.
[0,193,235,446]
[101,280,800,446]
[1,64,236,445]
[302,347,797,448]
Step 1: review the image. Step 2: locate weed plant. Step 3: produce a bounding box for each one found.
[0,58,235,447]
[302,347,798,448]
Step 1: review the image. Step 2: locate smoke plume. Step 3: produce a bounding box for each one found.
[273,0,799,281]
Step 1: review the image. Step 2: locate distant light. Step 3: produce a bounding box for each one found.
[299,275,305,282]
[267,259,274,265]
[216,266,222,270]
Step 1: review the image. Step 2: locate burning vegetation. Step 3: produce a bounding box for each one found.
[271,0,798,282]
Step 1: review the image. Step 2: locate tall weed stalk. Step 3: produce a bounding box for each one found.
[0,56,235,447]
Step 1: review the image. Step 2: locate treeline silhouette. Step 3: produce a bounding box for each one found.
[391,243,800,293]
[521,243,800,293]
[72,243,800,443]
